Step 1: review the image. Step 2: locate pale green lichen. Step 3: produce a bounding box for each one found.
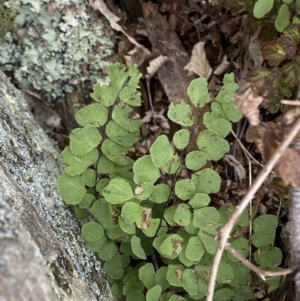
[0,0,115,102]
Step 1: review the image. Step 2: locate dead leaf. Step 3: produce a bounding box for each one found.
[223,154,246,185]
[184,41,213,79]
[233,85,264,126]
[90,0,150,53]
[146,55,169,80]
[213,55,231,75]
[274,148,300,187]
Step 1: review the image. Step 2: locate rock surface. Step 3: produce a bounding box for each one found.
[0,70,113,301]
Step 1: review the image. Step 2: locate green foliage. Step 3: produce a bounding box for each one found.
[249,23,300,112]
[57,63,281,300]
[253,0,299,32]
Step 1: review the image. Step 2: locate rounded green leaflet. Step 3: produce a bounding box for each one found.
[203,112,232,138]
[134,182,154,200]
[185,236,204,262]
[121,202,141,224]
[139,263,156,289]
[119,216,136,234]
[131,235,147,259]
[214,288,235,300]
[223,73,236,84]
[253,0,274,18]
[69,127,102,156]
[97,156,116,174]
[57,172,86,205]
[185,151,206,171]
[179,245,196,268]
[104,256,123,279]
[101,139,131,166]
[149,184,171,204]
[106,120,140,147]
[133,155,160,184]
[126,290,145,301]
[174,204,191,227]
[111,282,122,299]
[62,147,99,176]
[210,102,227,119]
[222,101,243,122]
[187,77,210,108]
[254,246,282,267]
[81,168,96,187]
[198,230,218,254]
[91,199,114,230]
[150,135,174,168]
[79,193,95,209]
[142,218,162,237]
[175,179,195,201]
[88,236,113,254]
[75,103,108,127]
[227,237,249,262]
[197,129,229,161]
[193,207,220,230]
[215,82,239,104]
[107,63,129,87]
[253,214,278,233]
[275,4,290,32]
[216,262,234,284]
[161,154,181,174]
[252,231,276,248]
[182,269,199,296]
[102,178,133,204]
[120,86,141,107]
[189,193,211,209]
[155,267,169,292]
[173,129,190,150]
[81,221,104,242]
[167,101,194,126]
[146,285,162,301]
[166,264,184,287]
[95,178,109,196]
[164,205,176,226]
[112,103,141,133]
[159,234,184,259]
[191,168,221,194]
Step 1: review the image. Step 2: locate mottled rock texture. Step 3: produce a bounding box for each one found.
[0,70,114,301]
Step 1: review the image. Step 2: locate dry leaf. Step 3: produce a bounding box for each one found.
[184,42,212,79]
[223,154,246,183]
[146,55,169,80]
[90,0,150,53]
[136,208,152,230]
[233,86,264,126]
[213,55,231,75]
[274,148,300,187]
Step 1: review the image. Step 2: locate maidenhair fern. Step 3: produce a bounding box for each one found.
[57,63,282,301]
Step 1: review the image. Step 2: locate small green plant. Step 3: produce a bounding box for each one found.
[254,0,300,32]
[57,63,283,300]
[249,23,300,112]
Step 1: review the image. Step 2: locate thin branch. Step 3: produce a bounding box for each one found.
[206,116,300,301]
[225,243,296,280]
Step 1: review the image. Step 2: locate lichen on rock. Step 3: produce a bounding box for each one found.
[0,0,115,102]
[0,69,114,300]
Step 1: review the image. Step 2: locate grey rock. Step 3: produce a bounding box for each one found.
[0,70,113,301]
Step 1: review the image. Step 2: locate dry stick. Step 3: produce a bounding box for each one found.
[225,243,297,279]
[206,116,300,301]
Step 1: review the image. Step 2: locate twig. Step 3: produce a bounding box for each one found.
[206,116,300,301]
[225,243,296,280]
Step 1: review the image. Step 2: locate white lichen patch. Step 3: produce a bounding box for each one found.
[1,0,115,102]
